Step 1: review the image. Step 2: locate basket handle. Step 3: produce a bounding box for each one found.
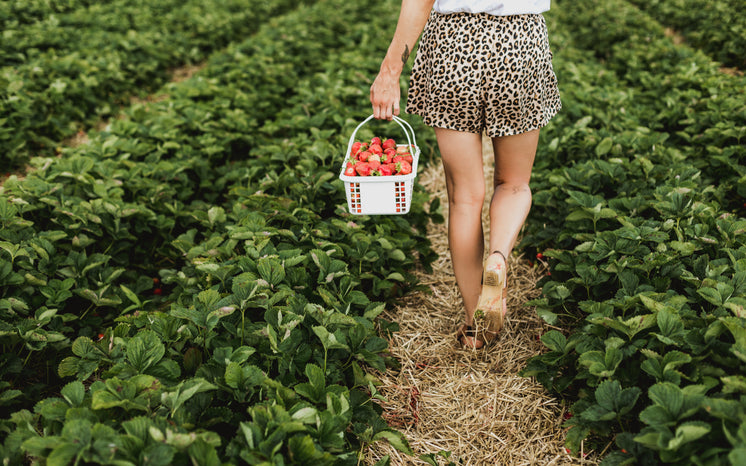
[344,114,417,160]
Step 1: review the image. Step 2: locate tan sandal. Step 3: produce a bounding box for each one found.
[475,250,508,344]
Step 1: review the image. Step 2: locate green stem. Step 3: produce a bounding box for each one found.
[241,310,246,346]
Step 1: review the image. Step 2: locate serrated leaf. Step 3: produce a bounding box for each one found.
[540,330,567,353]
[60,381,85,407]
[372,430,413,455]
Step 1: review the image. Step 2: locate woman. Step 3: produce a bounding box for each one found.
[370,0,561,349]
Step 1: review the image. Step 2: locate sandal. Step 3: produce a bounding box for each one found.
[475,250,508,345]
[455,324,483,349]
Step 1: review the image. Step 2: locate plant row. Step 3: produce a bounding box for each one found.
[625,0,746,71]
[0,0,305,171]
[520,0,746,464]
[0,0,108,28]
[0,0,440,463]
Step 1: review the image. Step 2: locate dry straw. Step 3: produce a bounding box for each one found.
[364,137,600,465]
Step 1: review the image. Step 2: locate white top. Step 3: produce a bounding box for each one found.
[433,0,550,15]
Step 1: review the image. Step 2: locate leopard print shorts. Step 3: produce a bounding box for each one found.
[406,12,561,138]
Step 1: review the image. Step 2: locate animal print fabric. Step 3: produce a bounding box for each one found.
[406,12,561,138]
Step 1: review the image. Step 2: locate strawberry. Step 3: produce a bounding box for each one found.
[368,153,381,163]
[350,141,362,156]
[379,164,393,176]
[371,136,382,146]
[358,150,371,162]
[396,145,410,154]
[355,161,371,176]
[396,160,412,175]
[368,160,381,171]
[344,164,356,176]
[369,143,383,155]
[383,148,396,161]
[382,138,396,150]
[392,155,404,164]
[402,153,414,164]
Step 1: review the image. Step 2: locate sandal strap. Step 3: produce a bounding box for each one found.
[490,250,507,264]
[456,324,478,338]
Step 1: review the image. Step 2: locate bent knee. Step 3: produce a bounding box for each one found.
[495,181,532,197]
[448,187,485,210]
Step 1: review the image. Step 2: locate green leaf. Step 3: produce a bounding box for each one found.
[141,443,175,466]
[305,363,325,391]
[312,326,350,351]
[667,421,711,450]
[120,284,141,306]
[595,137,613,156]
[60,381,85,407]
[372,430,413,456]
[47,443,82,466]
[729,447,746,466]
[721,375,746,394]
[127,330,165,373]
[639,405,675,427]
[540,330,567,353]
[649,383,683,418]
[161,378,217,417]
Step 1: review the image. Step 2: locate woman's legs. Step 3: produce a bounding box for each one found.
[436,126,540,347]
[434,127,485,346]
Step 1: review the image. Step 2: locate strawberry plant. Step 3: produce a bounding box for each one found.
[519,1,746,464]
[0,0,442,463]
[0,0,307,170]
[626,0,746,70]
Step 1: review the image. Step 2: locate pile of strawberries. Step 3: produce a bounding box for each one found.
[343,136,414,177]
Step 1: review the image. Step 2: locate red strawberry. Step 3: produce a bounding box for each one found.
[382,138,396,150]
[402,153,413,164]
[396,145,410,154]
[384,147,396,157]
[368,160,381,171]
[350,141,362,155]
[358,150,371,162]
[392,155,404,164]
[379,164,393,176]
[371,136,382,146]
[355,162,371,176]
[344,165,356,176]
[369,143,383,155]
[396,161,412,175]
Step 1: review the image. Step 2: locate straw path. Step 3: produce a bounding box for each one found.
[364,136,599,465]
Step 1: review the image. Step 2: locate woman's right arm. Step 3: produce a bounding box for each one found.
[370,0,435,120]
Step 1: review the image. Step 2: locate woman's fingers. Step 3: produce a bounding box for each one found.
[370,73,401,120]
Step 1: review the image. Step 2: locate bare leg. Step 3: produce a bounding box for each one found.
[478,128,540,336]
[489,129,540,257]
[434,127,485,347]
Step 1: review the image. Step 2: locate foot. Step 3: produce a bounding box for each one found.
[456,324,484,349]
[475,251,508,344]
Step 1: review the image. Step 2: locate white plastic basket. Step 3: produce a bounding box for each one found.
[339,114,420,215]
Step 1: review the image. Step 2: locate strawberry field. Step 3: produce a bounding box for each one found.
[1,0,745,464]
